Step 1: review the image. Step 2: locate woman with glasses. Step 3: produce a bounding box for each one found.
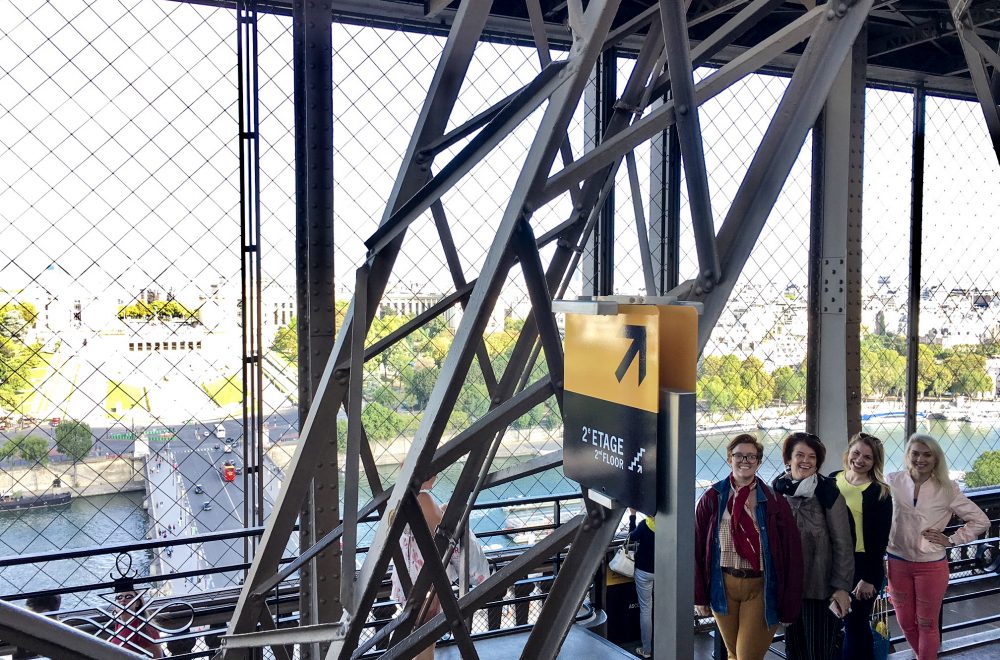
[773,432,854,660]
[886,433,989,660]
[830,432,893,660]
[695,434,803,660]
[109,581,163,658]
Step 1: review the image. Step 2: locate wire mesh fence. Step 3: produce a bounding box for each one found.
[3,0,1000,641]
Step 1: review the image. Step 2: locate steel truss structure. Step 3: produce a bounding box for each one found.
[220,1,1000,659]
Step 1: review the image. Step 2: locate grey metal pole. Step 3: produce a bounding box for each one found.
[654,390,697,659]
[905,87,926,440]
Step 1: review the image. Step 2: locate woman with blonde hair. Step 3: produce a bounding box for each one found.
[830,432,892,660]
[886,433,989,659]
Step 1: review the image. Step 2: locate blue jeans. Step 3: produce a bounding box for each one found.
[634,567,654,653]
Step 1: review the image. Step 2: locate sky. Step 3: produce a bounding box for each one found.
[2,0,1000,316]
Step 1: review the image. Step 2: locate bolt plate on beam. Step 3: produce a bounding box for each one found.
[822,257,846,314]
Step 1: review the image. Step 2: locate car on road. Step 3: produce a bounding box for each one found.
[202,501,213,511]
[194,484,204,494]
[215,424,226,440]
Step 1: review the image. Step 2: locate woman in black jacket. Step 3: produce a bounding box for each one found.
[831,432,893,660]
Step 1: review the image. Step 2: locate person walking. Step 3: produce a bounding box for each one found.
[695,434,803,660]
[886,433,989,660]
[773,432,854,660]
[831,432,893,660]
[391,475,446,660]
[627,510,655,659]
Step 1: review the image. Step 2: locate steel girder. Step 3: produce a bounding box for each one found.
[950,0,1000,160]
[292,1,339,656]
[224,0,883,658]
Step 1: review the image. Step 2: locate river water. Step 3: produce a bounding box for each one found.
[2,417,998,600]
[0,492,151,608]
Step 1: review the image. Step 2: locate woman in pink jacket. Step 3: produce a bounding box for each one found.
[886,433,990,660]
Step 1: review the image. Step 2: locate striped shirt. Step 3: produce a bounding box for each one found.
[719,485,762,571]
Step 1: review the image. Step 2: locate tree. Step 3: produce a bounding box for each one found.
[361,402,404,443]
[15,435,50,464]
[698,375,734,413]
[966,451,1000,488]
[740,356,774,409]
[54,419,93,462]
[773,366,806,403]
[0,310,26,340]
[272,316,298,363]
[0,440,15,461]
[945,351,992,397]
[405,366,439,410]
[860,338,906,398]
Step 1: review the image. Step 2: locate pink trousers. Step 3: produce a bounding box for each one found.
[887,557,949,660]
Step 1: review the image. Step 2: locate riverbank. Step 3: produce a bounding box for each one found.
[0,455,145,499]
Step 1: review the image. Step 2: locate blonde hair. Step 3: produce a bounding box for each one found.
[843,432,890,499]
[904,433,950,484]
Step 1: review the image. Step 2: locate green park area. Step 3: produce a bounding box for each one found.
[106,381,150,414]
[202,374,243,407]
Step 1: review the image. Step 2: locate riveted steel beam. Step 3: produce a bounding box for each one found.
[678,0,876,352]
[660,0,720,289]
[951,0,1000,158]
[226,0,495,650]
[540,5,824,205]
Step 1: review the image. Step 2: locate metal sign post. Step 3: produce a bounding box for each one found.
[560,296,698,658]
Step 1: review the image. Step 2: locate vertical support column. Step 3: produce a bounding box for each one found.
[293,0,339,653]
[582,51,617,296]
[653,390,696,658]
[236,0,266,563]
[649,105,681,295]
[905,88,926,440]
[806,27,865,460]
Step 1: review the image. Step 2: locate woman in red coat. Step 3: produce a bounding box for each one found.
[695,434,803,660]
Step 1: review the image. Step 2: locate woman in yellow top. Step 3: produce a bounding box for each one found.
[830,433,892,660]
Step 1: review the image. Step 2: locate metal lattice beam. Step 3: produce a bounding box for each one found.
[224,0,889,658]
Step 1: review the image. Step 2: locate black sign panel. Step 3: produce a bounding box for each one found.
[563,390,658,513]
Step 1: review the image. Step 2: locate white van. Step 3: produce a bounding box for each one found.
[215,424,226,440]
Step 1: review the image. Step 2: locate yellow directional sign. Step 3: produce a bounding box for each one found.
[563,302,698,513]
[564,305,660,413]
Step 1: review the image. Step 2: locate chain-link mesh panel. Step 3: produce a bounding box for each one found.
[686,73,812,489]
[0,0,254,602]
[326,28,581,545]
[922,94,1000,487]
[859,87,913,464]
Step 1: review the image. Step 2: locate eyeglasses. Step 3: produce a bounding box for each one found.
[731,453,759,464]
[115,593,137,602]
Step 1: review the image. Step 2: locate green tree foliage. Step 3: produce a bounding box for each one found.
[14,435,50,464]
[337,419,348,450]
[272,316,298,363]
[361,402,405,443]
[54,419,93,462]
[0,311,26,340]
[773,366,806,403]
[739,356,775,409]
[944,350,992,397]
[0,302,37,330]
[860,335,906,398]
[0,439,15,461]
[0,338,42,411]
[405,366,439,411]
[117,300,199,321]
[966,451,1000,488]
